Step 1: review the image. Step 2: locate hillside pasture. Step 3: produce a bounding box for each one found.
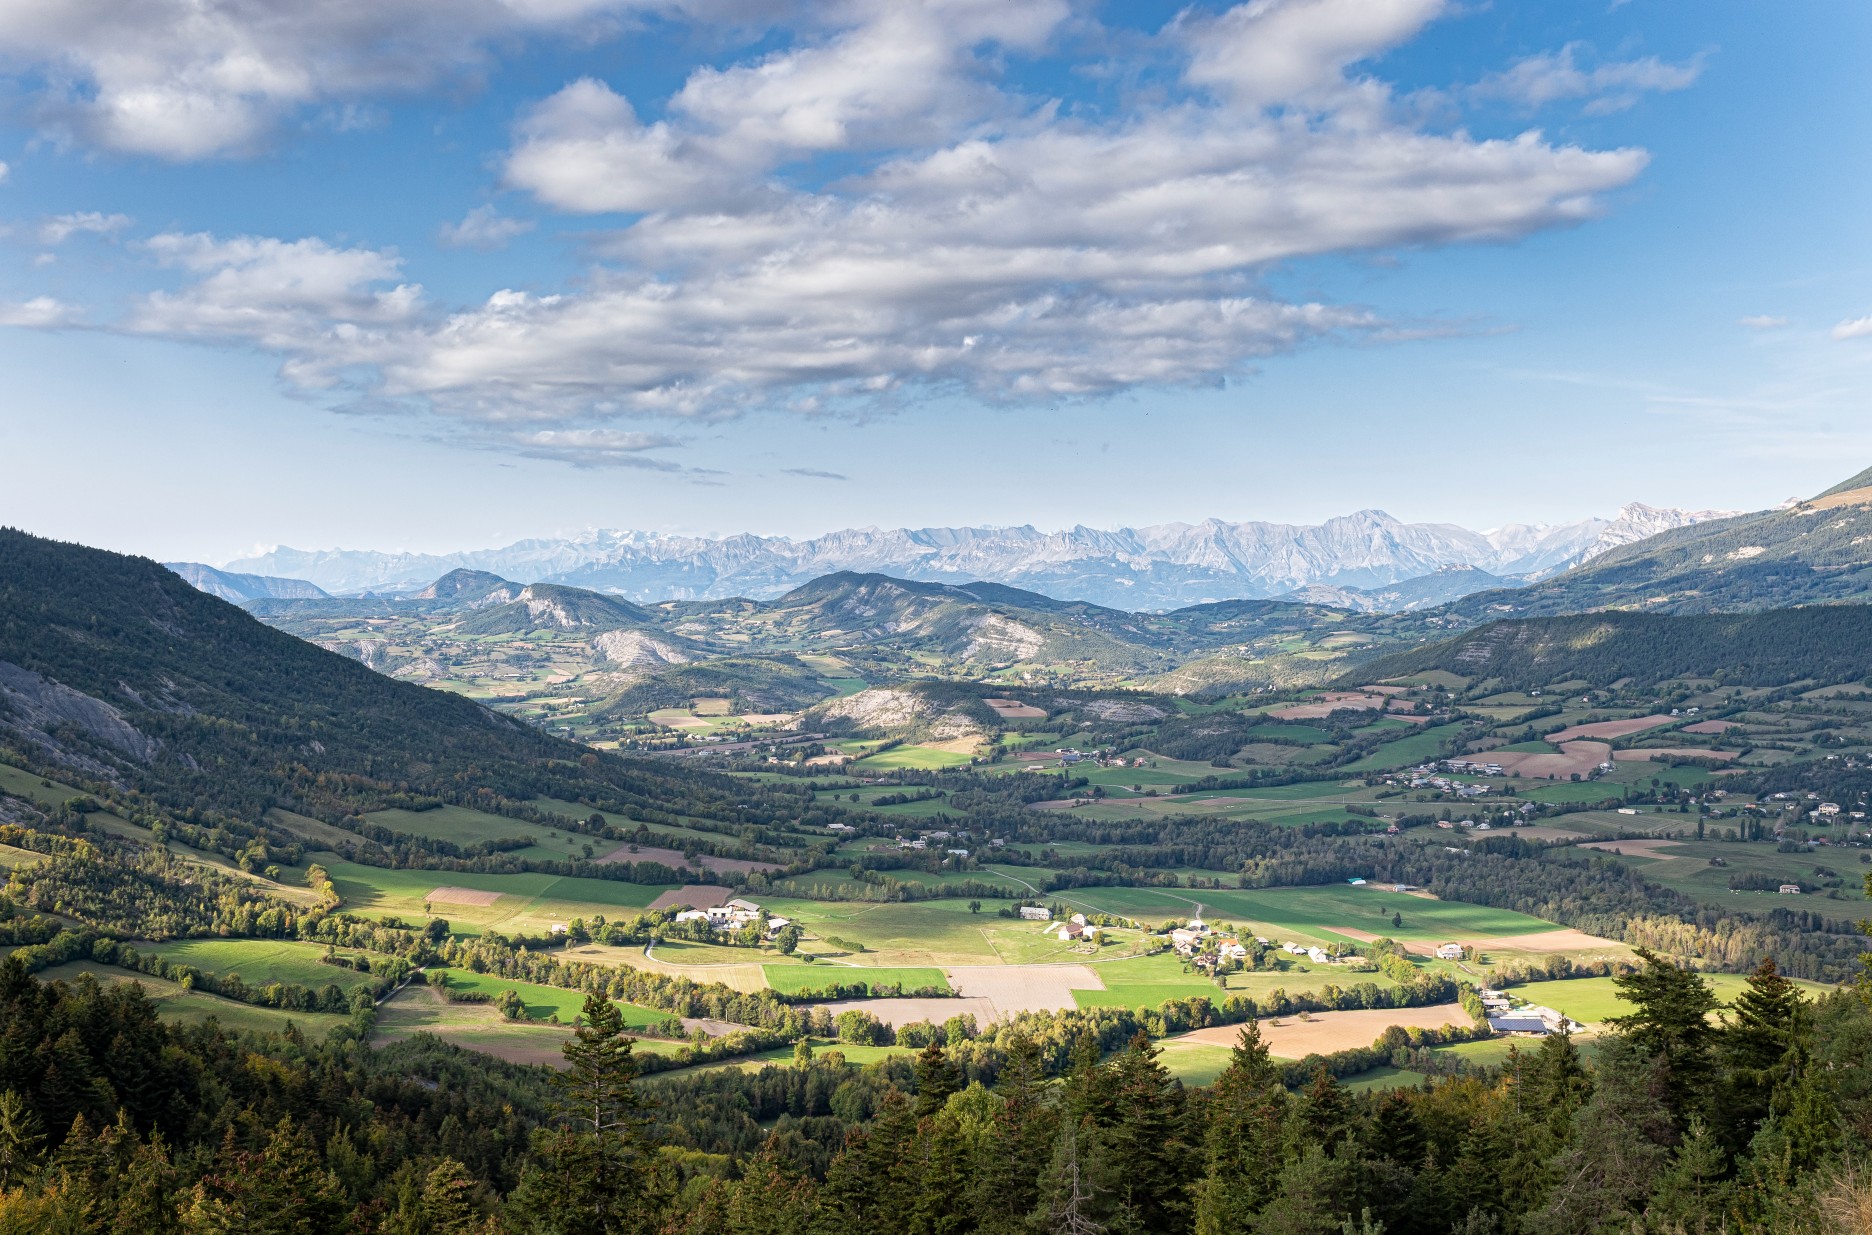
[324,862,664,935]
[135,938,381,992]
[34,961,352,1036]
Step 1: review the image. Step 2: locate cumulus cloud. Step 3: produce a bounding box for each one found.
[24,1,1667,464]
[438,205,534,250]
[1739,315,1787,329]
[1832,316,1872,342]
[0,296,81,327]
[1181,0,1447,108]
[0,0,785,159]
[39,211,132,244]
[1471,43,1704,114]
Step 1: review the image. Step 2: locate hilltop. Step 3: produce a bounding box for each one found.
[1445,467,1872,617]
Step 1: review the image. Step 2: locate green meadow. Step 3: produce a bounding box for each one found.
[762,966,950,995]
[135,938,381,991]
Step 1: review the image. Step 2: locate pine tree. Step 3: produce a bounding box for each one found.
[913,1042,962,1120]
[510,992,663,1235]
[1195,1020,1288,1235]
[1104,1033,1190,1235]
[0,1090,45,1191]
[1648,1114,1732,1234]
[1606,948,1718,1128]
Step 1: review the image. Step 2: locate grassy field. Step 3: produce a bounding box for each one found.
[364,805,591,861]
[430,969,674,1027]
[853,743,977,771]
[324,862,665,935]
[1058,883,1558,946]
[762,965,950,995]
[0,762,85,807]
[1507,973,1836,1025]
[137,938,381,991]
[1340,723,1466,773]
[753,897,1011,966]
[34,961,353,1035]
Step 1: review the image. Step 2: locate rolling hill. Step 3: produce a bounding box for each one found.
[1349,605,1872,690]
[1444,466,1872,618]
[0,527,760,832]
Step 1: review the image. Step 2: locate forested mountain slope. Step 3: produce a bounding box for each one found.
[1349,606,1872,689]
[1443,465,1872,617]
[0,527,753,827]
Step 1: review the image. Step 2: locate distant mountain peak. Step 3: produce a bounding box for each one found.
[220,497,1757,611]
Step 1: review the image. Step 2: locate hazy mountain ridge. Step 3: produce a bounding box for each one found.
[164,562,330,603]
[220,502,1732,610]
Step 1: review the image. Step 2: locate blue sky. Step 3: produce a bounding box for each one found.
[2,0,1869,564]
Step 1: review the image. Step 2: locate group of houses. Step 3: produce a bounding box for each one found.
[1481,987,1585,1036]
[671,897,791,938]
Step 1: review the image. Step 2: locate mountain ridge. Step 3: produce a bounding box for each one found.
[220,502,1734,609]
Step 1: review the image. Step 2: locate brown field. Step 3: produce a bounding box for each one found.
[1359,685,1410,695]
[1549,715,1674,742]
[600,843,782,874]
[1681,719,1740,735]
[1174,1003,1470,1057]
[1513,825,1593,842]
[1485,740,1610,779]
[646,884,732,912]
[816,996,999,1028]
[1332,925,1623,958]
[985,699,1048,719]
[1612,748,1736,763]
[1484,928,1627,953]
[1267,694,1386,721]
[945,964,1106,1018]
[428,886,503,907]
[375,985,574,1068]
[564,942,773,992]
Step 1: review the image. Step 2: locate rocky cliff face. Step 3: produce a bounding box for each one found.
[224,503,1734,609]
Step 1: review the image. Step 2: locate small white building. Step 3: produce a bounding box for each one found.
[1436,943,1464,960]
[1018,906,1052,921]
[1779,884,1802,894]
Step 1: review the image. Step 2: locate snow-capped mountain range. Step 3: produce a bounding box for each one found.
[206,502,1735,612]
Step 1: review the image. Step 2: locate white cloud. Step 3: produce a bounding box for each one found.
[0,0,787,159]
[1832,316,1872,342]
[1182,0,1447,108]
[1738,315,1786,330]
[0,161,9,182]
[439,205,534,249]
[128,232,421,379]
[500,427,685,467]
[1472,43,1704,114]
[38,211,132,244]
[0,296,81,327]
[29,1,1665,464]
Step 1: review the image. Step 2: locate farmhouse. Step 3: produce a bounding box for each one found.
[1019,906,1052,921]
[827,822,855,832]
[1779,884,1802,894]
[1488,1015,1551,1035]
[1435,943,1464,960]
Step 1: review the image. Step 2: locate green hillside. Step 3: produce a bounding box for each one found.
[1350,606,1872,688]
[1445,465,1872,617]
[0,527,761,836]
